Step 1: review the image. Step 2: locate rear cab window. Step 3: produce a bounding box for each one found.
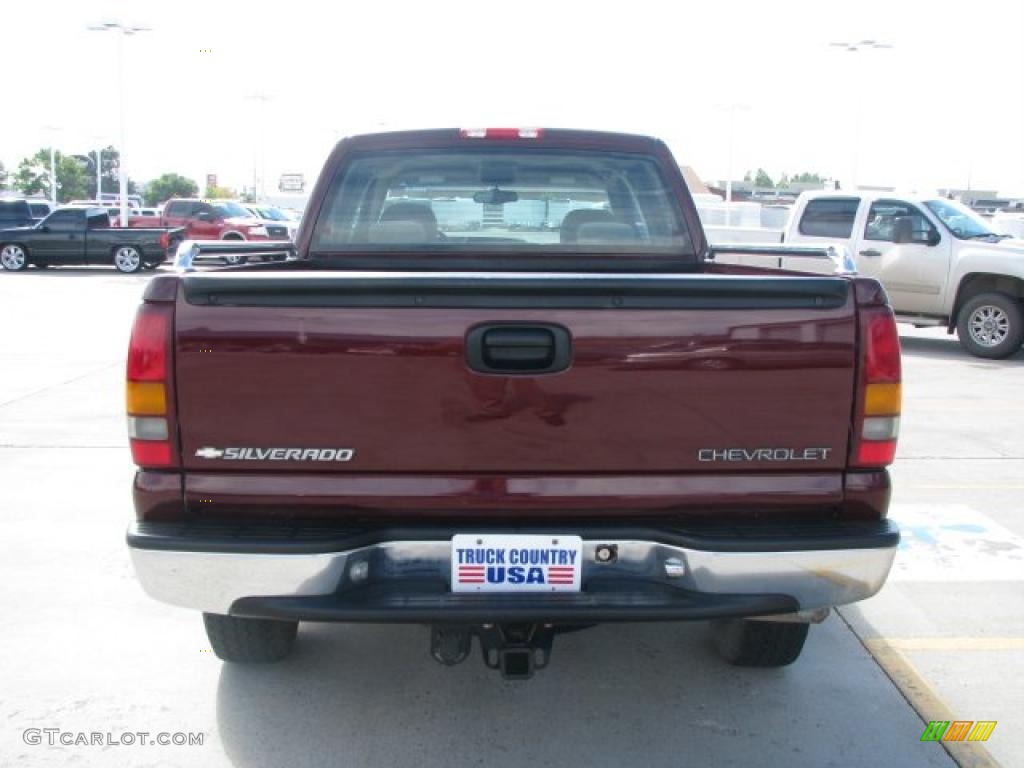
[797,197,860,238]
[87,211,111,229]
[43,209,85,231]
[310,148,693,262]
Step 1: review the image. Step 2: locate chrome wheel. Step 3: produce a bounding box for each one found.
[968,305,1010,348]
[114,246,142,273]
[1,244,27,271]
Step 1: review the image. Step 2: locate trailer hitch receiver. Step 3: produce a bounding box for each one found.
[478,624,555,680]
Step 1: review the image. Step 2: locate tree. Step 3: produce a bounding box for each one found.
[13,153,48,197]
[792,172,825,184]
[754,168,774,188]
[0,161,7,190]
[204,184,236,199]
[73,145,139,198]
[13,149,91,202]
[145,173,198,206]
[742,170,752,182]
[777,172,790,188]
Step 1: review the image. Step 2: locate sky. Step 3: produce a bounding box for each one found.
[4,0,1024,198]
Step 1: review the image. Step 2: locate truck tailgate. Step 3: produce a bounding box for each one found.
[173,272,856,476]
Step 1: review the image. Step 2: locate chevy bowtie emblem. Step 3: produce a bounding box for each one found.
[194,447,225,459]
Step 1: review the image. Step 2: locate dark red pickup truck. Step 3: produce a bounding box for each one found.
[126,128,901,679]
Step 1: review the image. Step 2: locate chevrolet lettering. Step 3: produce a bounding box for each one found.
[697,447,833,462]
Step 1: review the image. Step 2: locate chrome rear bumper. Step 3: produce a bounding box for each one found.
[128,522,898,619]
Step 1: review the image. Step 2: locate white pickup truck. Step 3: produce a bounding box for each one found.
[711,191,1024,359]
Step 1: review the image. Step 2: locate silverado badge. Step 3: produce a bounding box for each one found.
[194,447,355,461]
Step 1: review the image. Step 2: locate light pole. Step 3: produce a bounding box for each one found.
[88,21,150,225]
[246,92,271,200]
[42,125,60,205]
[93,138,105,201]
[714,103,750,226]
[828,40,893,189]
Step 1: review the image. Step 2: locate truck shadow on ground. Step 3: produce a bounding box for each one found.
[899,335,1024,364]
[214,619,943,768]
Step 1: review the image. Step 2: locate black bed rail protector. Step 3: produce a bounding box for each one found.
[180,271,850,310]
[128,519,898,555]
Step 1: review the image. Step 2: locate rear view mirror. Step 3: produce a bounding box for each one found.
[472,188,519,205]
[926,229,941,246]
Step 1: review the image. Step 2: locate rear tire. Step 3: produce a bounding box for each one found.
[113,246,143,274]
[203,613,298,663]
[712,618,809,667]
[956,292,1024,359]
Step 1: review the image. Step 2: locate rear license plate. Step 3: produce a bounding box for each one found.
[451,534,583,593]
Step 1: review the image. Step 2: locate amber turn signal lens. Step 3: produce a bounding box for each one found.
[864,382,901,416]
[126,381,166,415]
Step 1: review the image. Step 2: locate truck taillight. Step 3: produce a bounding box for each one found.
[852,302,902,468]
[126,303,176,468]
[160,231,169,250]
[459,127,543,139]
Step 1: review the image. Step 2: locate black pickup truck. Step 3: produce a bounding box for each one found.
[0,207,183,274]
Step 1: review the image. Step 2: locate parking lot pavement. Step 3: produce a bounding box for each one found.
[0,269,1015,767]
[0,443,953,768]
[840,325,1024,768]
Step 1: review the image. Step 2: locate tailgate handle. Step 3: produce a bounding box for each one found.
[467,324,572,374]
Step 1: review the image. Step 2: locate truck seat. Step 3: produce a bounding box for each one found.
[560,209,615,243]
[379,203,439,241]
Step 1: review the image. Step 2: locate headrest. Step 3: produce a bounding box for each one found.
[560,208,615,243]
[575,222,637,244]
[381,202,437,230]
[893,216,914,244]
[368,221,433,244]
